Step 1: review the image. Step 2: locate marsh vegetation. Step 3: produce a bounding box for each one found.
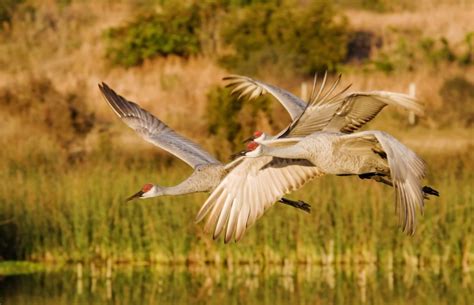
[0,0,472,281]
[1,264,472,305]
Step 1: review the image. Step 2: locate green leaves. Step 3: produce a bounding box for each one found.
[103,1,349,76]
[104,6,201,67]
[219,1,348,76]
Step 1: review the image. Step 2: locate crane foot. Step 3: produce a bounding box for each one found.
[422,185,439,199]
[279,197,311,213]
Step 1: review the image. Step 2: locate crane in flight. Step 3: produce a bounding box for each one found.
[224,73,424,144]
[99,72,432,243]
[98,83,311,212]
[197,73,437,242]
[239,131,439,235]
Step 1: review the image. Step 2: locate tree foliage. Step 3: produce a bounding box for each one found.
[103,0,349,75]
[104,4,202,67]
[219,1,349,75]
[206,86,243,146]
[0,0,24,25]
[438,76,474,127]
[205,86,273,156]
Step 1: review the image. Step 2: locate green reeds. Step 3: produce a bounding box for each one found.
[0,146,472,267]
[3,265,473,305]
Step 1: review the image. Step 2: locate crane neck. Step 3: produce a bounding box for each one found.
[260,137,303,145]
[156,167,218,196]
[261,143,307,160]
[159,179,203,196]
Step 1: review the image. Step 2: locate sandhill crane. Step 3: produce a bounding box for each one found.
[98,83,311,211]
[99,74,428,243]
[197,131,439,242]
[224,73,424,143]
[197,74,432,242]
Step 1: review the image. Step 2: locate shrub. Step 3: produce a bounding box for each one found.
[104,4,202,67]
[419,37,456,66]
[334,0,416,12]
[206,86,243,146]
[369,34,470,73]
[437,76,474,127]
[370,53,395,73]
[219,1,348,76]
[205,86,273,158]
[346,30,381,63]
[0,78,95,151]
[103,1,349,74]
[458,32,473,66]
[0,0,23,25]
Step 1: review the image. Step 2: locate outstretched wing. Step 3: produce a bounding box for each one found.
[195,157,322,243]
[281,88,423,138]
[338,131,426,234]
[276,74,351,138]
[223,75,306,120]
[225,73,423,139]
[323,91,424,133]
[99,82,220,169]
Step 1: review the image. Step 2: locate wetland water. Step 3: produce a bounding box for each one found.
[0,265,472,305]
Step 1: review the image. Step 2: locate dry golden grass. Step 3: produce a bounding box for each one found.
[0,0,472,154]
[0,0,229,151]
[346,3,474,43]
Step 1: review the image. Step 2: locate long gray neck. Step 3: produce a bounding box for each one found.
[159,177,204,196]
[261,143,307,159]
[155,168,217,197]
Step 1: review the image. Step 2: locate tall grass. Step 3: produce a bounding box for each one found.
[0,0,472,267]
[0,142,472,266]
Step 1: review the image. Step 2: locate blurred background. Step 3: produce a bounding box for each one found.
[0,0,473,304]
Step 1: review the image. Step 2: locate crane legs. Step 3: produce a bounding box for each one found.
[358,173,439,199]
[279,197,311,213]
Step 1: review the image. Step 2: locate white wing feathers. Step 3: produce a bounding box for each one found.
[223,75,306,121]
[224,74,424,138]
[323,91,424,133]
[195,157,322,243]
[341,131,426,234]
[276,74,351,138]
[99,83,220,169]
[284,88,422,137]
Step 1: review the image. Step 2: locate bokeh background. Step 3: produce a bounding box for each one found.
[0,0,473,304]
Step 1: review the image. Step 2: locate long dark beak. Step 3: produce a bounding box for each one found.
[230,149,247,159]
[126,190,144,202]
[242,136,255,143]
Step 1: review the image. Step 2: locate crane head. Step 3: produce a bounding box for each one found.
[244,141,263,158]
[242,130,266,143]
[126,183,157,201]
[254,130,263,138]
[246,141,259,151]
[230,140,262,159]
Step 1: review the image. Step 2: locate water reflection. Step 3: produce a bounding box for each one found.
[1,264,472,305]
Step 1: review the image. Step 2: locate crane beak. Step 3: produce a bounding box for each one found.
[126,190,144,202]
[230,149,247,159]
[242,136,255,143]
